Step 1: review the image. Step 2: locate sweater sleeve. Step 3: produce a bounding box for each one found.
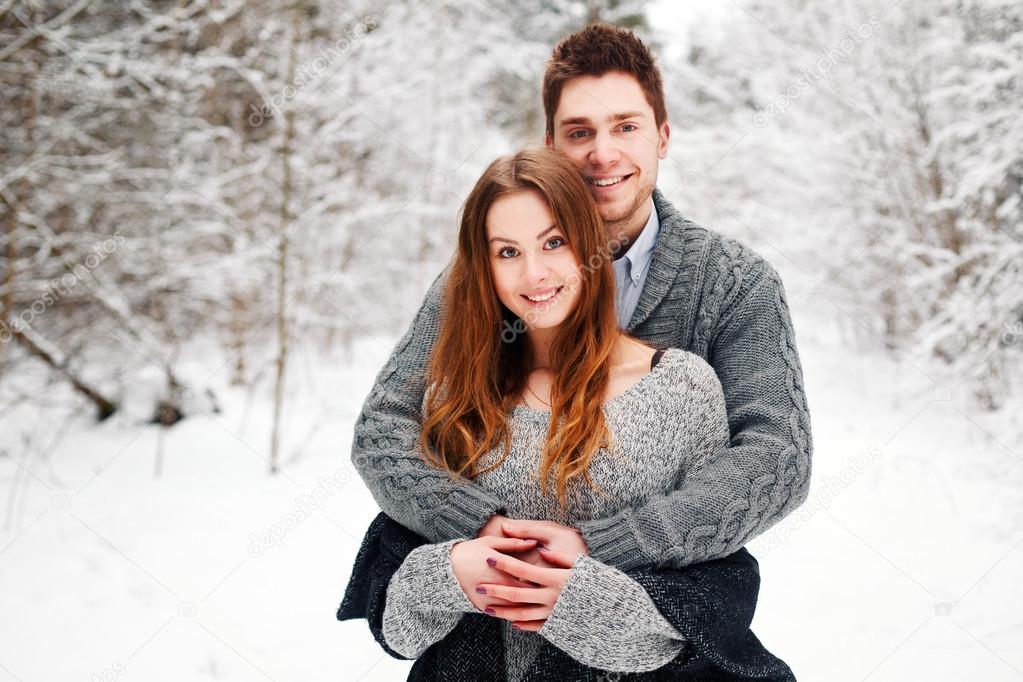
[381,538,477,658]
[538,555,686,672]
[578,260,813,570]
[350,266,506,542]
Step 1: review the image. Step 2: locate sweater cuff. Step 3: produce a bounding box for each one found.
[538,555,681,673]
[393,539,477,613]
[435,539,477,612]
[429,483,505,541]
[577,512,647,571]
[538,555,605,642]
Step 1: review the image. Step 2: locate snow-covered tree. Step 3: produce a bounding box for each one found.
[658,0,1022,410]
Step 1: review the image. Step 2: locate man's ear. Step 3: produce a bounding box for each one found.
[544,131,553,148]
[658,120,671,159]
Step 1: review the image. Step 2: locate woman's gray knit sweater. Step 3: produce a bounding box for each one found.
[381,348,729,676]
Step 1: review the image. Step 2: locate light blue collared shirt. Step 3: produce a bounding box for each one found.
[612,198,660,327]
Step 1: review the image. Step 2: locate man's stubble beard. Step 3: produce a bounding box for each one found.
[596,175,655,246]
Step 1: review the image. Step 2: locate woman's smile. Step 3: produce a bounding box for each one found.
[521,285,565,306]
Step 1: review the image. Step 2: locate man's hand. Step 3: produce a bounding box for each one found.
[476,513,510,539]
[499,519,590,561]
[477,515,590,559]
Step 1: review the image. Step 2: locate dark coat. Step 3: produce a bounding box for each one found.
[337,512,797,681]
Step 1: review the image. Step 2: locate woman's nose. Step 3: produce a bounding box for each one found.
[523,255,552,283]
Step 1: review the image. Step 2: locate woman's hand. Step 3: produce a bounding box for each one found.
[473,545,579,632]
[471,515,588,629]
[450,536,540,612]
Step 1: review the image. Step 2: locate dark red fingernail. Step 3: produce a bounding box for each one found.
[486,558,497,567]
[485,608,495,615]
[512,623,521,630]
[475,587,486,594]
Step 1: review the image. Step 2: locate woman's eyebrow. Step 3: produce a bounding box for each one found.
[489,224,557,245]
[535,224,557,240]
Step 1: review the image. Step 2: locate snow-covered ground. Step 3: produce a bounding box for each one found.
[1,302,1021,681]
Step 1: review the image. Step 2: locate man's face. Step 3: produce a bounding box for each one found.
[546,71,670,237]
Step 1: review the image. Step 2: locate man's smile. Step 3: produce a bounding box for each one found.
[587,173,635,193]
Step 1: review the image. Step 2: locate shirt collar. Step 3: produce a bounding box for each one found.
[617,198,660,280]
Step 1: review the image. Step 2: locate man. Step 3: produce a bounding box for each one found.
[351,24,811,576]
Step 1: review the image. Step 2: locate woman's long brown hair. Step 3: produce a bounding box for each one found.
[417,148,621,509]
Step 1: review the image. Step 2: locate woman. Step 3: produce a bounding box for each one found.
[338,148,793,680]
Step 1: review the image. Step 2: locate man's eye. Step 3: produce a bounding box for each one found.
[497,247,517,258]
[620,123,637,132]
[568,130,589,139]
[545,237,565,249]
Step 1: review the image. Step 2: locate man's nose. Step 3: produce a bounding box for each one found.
[588,132,621,167]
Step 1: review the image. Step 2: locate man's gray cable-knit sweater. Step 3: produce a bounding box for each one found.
[382,348,729,675]
[351,188,813,570]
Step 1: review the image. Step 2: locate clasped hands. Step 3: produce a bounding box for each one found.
[449,514,589,632]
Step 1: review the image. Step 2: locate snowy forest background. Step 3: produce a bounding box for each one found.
[1,0,1021,680]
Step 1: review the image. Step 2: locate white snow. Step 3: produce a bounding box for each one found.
[1,304,1021,681]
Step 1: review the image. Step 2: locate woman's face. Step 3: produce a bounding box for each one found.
[486,189,582,332]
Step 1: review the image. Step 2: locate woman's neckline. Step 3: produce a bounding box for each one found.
[511,347,677,417]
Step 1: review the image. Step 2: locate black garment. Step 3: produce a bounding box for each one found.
[337,512,796,681]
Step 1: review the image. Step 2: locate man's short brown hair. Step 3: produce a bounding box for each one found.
[542,23,668,138]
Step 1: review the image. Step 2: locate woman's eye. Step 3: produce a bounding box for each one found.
[497,247,517,258]
[545,237,565,249]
